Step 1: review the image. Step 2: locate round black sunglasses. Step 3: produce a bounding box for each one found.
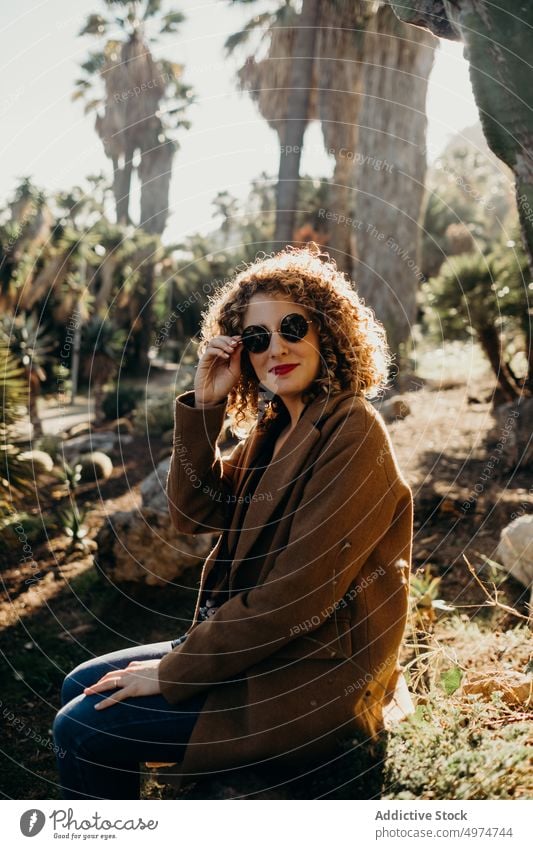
[240,313,314,354]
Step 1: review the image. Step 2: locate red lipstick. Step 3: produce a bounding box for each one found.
[270,364,298,375]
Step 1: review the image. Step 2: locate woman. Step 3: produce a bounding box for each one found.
[53,245,414,799]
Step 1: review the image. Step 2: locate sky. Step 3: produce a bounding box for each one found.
[0,0,480,242]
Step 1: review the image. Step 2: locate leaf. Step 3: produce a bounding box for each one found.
[440,667,463,695]
[79,14,108,37]
[432,598,455,612]
[159,11,185,34]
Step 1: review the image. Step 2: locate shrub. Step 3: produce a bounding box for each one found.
[102,385,143,421]
[133,395,175,437]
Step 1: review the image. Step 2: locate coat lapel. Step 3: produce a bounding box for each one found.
[226,389,352,590]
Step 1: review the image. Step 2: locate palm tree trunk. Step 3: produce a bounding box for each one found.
[478,324,520,401]
[316,3,374,276]
[113,148,134,226]
[274,0,320,247]
[135,261,155,375]
[352,5,435,367]
[326,152,358,275]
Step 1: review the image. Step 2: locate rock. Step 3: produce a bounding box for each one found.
[105,418,135,435]
[462,669,533,707]
[157,446,173,462]
[491,397,533,470]
[67,422,92,439]
[158,432,174,462]
[17,449,54,475]
[78,451,114,482]
[152,734,387,799]
[496,514,533,614]
[379,396,411,424]
[140,458,171,514]
[63,433,118,458]
[94,508,216,585]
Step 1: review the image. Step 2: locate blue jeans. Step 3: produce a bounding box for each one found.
[52,639,206,800]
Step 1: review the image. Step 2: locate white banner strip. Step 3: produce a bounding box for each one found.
[3,799,531,848]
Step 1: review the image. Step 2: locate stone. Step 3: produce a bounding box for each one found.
[94,508,216,585]
[140,458,171,515]
[66,422,92,439]
[107,417,135,435]
[62,432,118,458]
[491,397,533,470]
[462,669,533,707]
[77,451,114,482]
[151,733,388,799]
[379,396,411,423]
[496,514,533,614]
[17,449,54,474]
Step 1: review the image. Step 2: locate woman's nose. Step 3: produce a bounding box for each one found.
[269,331,290,355]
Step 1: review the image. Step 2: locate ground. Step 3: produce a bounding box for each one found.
[1,355,531,800]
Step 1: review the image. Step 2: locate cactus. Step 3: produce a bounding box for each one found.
[389,2,533,282]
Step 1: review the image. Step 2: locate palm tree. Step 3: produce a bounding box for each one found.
[227,1,394,269]
[272,0,320,246]
[313,0,378,270]
[74,2,194,372]
[353,4,436,364]
[80,316,126,424]
[0,178,54,314]
[74,0,193,233]
[0,314,56,438]
[0,343,35,519]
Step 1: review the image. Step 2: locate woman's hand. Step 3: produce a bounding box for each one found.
[194,335,243,406]
[83,659,162,710]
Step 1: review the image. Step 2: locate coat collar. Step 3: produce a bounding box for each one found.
[225,387,357,589]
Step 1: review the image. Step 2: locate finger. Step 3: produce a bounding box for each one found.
[207,344,231,359]
[83,678,121,694]
[94,689,129,711]
[210,339,238,356]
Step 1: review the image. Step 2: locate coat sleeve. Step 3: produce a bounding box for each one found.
[158,413,410,704]
[166,390,247,534]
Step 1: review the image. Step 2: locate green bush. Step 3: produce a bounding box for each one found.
[102,385,143,421]
[133,395,175,437]
[0,512,51,554]
[383,692,532,799]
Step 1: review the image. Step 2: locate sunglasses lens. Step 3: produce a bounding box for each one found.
[241,314,310,353]
[281,313,309,342]
[242,326,270,353]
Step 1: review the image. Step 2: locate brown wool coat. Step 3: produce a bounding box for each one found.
[158,388,415,787]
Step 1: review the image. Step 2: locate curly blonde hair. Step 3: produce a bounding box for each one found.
[197,244,391,435]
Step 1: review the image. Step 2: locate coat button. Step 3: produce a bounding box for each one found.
[310,699,318,707]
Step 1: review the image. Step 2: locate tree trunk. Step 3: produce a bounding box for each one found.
[113,147,134,226]
[352,5,436,367]
[139,139,174,235]
[389,0,533,390]
[328,153,357,274]
[478,324,520,402]
[316,4,374,276]
[274,0,320,248]
[129,246,157,376]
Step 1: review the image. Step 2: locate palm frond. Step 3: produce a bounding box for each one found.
[79,14,109,37]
